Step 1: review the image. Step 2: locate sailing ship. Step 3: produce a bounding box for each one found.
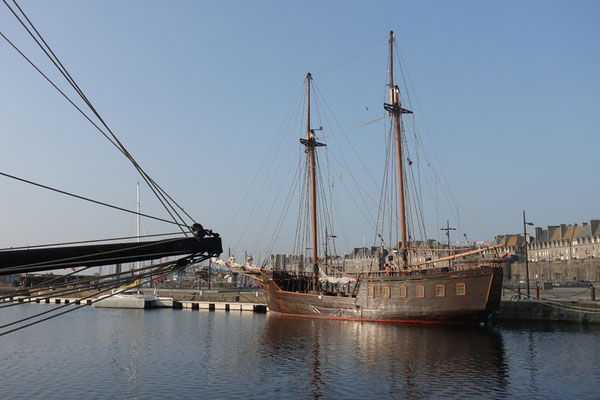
[249,31,505,324]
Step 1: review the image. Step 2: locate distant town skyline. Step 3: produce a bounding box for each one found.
[1,1,598,264]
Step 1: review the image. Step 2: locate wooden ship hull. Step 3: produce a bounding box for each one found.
[261,266,503,324]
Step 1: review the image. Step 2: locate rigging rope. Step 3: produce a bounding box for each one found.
[1,261,171,306]
[393,39,494,239]
[0,266,91,302]
[2,0,194,234]
[316,116,385,140]
[0,171,187,228]
[313,34,387,75]
[0,257,202,337]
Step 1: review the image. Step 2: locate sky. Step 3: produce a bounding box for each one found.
[0,0,598,263]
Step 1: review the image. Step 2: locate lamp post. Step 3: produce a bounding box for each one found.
[208,259,211,290]
[523,210,534,298]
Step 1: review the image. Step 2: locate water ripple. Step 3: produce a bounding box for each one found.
[1,305,599,399]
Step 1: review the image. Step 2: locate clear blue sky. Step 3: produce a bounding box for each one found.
[1,1,598,261]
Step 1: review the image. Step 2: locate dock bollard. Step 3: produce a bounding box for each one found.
[592,286,596,302]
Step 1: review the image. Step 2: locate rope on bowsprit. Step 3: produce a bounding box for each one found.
[0,253,210,337]
[0,263,171,314]
[0,270,166,337]
[0,266,91,303]
[0,262,166,306]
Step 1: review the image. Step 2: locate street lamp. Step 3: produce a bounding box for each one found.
[523,210,534,298]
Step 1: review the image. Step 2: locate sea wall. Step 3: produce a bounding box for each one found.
[507,259,600,282]
[494,299,600,324]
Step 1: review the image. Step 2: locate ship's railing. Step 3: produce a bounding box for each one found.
[272,270,314,293]
[363,262,500,278]
[272,270,356,297]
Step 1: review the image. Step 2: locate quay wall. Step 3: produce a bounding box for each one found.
[505,259,600,282]
[494,299,600,325]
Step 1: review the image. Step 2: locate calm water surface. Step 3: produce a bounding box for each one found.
[1,304,598,399]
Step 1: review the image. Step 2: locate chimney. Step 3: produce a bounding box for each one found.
[591,220,600,236]
[535,227,542,243]
[548,226,559,241]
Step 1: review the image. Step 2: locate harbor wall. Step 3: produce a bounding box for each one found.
[507,259,600,282]
[494,300,600,324]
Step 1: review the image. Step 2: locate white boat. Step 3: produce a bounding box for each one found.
[93,289,158,309]
[152,296,175,308]
[94,185,167,309]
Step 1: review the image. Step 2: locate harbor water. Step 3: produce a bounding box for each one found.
[1,304,599,399]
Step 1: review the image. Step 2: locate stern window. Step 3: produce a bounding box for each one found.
[457,283,466,296]
[382,286,391,298]
[436,284,445,297]
[367,286,375,298]
[416,285,425,298]
[399,286,407,298]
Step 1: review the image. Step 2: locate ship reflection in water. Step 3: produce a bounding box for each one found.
[260,315,508,399]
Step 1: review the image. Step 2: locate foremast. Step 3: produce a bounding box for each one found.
[384,31,413,268]
[300,73,326,293]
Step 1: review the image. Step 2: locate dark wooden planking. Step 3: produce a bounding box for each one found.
[0,236,222,275]
[263,266,503,324]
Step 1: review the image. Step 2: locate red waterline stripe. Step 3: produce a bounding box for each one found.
[268,310,477,326]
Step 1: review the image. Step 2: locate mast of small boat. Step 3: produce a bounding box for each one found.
[305,73,319,293]
[387,31,410,268]
[136,182,141,288]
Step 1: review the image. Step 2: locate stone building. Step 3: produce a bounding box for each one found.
[489,219,600,282]
[529,220,600,262]
[267,239,470,274]
[266,248,382,274]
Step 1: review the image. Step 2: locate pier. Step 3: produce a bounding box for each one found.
[180,300,266,313]
[6,287,268,314]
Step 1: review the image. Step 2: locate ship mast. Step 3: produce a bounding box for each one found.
[385,31,412,268]
[300,73,325,293]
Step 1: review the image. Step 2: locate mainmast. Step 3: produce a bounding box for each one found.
[300,72,326,293]
[384,31,412,268]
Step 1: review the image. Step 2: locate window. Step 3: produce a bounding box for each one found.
[382,286,391,298]
[436,284,445,297]
[457,283,466,296]
[399,286,407,298]
[416,285,425,298]
[367,286,375,298]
